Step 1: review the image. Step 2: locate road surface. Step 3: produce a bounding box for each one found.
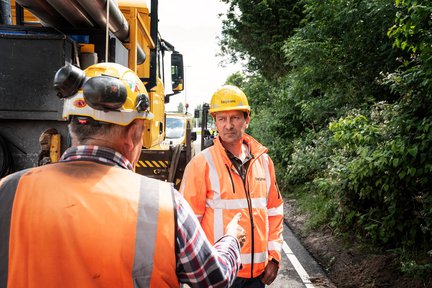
[270,221,332,287]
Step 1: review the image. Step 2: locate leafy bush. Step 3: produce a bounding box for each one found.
[327,104,432,249]
[221,0,432,275]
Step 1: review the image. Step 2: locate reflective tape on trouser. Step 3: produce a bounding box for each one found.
[132,178,163,287]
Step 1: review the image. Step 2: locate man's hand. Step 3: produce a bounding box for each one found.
[225,213,246,247]
[260,260,279,285]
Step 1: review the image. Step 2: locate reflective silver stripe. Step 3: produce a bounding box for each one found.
[268,204,284,216]
[268,240,283,252]
[133,179,167,287]
[214,208,224,242]
[202,149,224,241]
[241,252,268,265]
[262,154,271,199]
[206,197,267,210]
[202,149,220,197]
[0,170,27,287]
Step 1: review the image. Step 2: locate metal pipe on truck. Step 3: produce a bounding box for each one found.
[15,0,145,64]
[45,0,95,28]
[15,0,70,27]
[0,0,12,25]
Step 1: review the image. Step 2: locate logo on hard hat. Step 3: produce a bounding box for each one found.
[125,80,140,92]
[73,99,87,108]
[221,100,236,104]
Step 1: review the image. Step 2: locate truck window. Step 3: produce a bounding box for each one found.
[166,117,185,139]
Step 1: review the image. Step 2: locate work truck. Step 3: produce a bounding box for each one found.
[0,0,193,188]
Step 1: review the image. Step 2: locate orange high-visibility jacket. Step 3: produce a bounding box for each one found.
[180,134,284,278]
[0,161,178,288]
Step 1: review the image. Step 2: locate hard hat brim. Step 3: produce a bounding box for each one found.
[209,105,250,115]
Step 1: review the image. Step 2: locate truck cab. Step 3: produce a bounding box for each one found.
[162,113,197,150]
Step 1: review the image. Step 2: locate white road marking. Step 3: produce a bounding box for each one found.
[282,240,315,288]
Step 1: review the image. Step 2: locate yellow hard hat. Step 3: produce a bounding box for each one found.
[209,85,250,115]
[54,62,153,126]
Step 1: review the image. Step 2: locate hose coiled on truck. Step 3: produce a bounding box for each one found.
[0,135,14,178]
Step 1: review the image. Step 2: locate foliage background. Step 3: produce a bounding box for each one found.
[220,0,432,277]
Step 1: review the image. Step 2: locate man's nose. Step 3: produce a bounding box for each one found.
[225,119,235,128]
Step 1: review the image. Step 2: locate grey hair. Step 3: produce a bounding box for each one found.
[68,121,124,145]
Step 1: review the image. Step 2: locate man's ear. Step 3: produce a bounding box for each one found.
[131,120,145,148]
[124,121,141,152]
[123,126,134,152]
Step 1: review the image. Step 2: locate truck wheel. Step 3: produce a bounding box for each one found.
[0,135,14,178]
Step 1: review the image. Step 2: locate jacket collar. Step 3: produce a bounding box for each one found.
[213,133,268,160]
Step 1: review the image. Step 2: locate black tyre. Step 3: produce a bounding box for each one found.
[0,135,14,178]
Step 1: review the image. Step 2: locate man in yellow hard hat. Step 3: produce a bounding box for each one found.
[180,85,284,287]
[0,64,246,287]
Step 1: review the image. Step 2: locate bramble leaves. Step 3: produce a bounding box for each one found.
[220,0,432,275]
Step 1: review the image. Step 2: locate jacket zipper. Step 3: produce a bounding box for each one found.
[227,161,255,276]
[244,162,255,278]
[225,164,235,194]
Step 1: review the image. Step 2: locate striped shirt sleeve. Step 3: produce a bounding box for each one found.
[174,189,241,287]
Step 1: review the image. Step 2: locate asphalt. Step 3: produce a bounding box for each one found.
[270,222,332,287]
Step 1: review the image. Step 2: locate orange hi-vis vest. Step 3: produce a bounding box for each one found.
[180,134,284,278]
[0,161,178,288]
